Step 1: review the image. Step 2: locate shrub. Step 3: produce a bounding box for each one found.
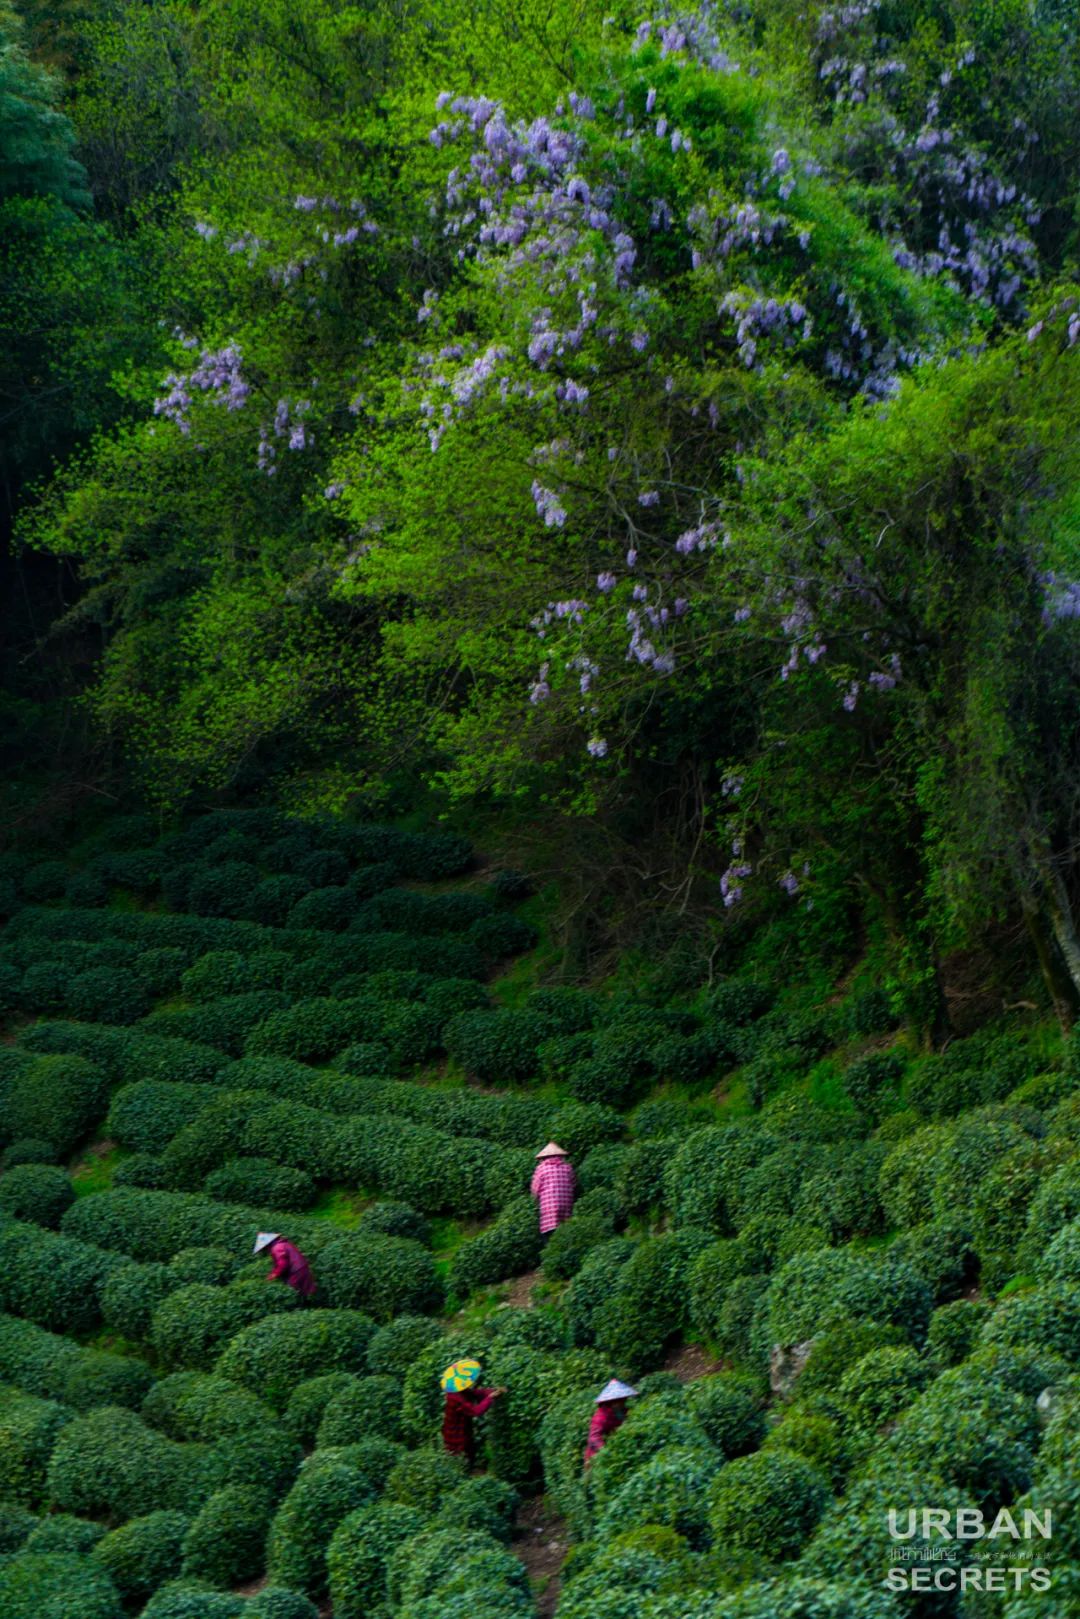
[149,992,289,1058]
[316,1375,403,1445]
[185,862,261,918]
[181,1485,267,1587]
[0,1138,56,1170]
[25,1514,104,1556]
[142,1372,282,1451]
[152,1281,297,1371]
[708,1448,830,1561]
[686,1374,765,1458]
[879,1363,1038,1504]
[47,1406,207,1519]
[93,1511,189,1603]
[68,967,151,1026]
[100,1261,174,1340]
[795,1322,907,1401]
[217,1311,376,1407]
[182,953,259,1001]
[246,877,308,926]
[1021,1160,1080,1267]
[565,1239,636,1346]
[22,861,69,901]
[137,949,189,997]
[0,1503,36,1553]
[7,1055,108,1158]
[283,1374,357,1446]
[169,1247,243,1286]
[386,1525,530,1611]
[598,1444,721,1547]
[319,1234,443,1320]
[926,1299,991,1369]
[266,1457,375,1597]
[245,1591,319,1619]
[1036,1216,1080,1282]
[0,1312,152,1411]
[0,1218,126,1335]
[664,1126,779,1234]
[0,1386,72,1506]
[141,1581,245,1618]
[287,886,359,932]
[886,1219,976,1305]
[108,1082,216,1156]
[328,1502,428,1619]
[0,1551,124,1619]
[542,1211,617,1282]
[0,1165,74,1229]
[440,1475,519,1543]
[114,1154,168,1189]
[979,1282,1080,1364]
[835,1347,928,1440]
[204,1159,316,1211]
[445,1009,550,1085]
[367,1314,443,1380]
[450,1198,541,1299]
[764,1250,932,1350]
[357,1201,431,1246]
[592,1230,714,1369]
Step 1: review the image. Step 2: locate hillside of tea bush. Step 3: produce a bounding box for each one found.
[0,807,1076,1617]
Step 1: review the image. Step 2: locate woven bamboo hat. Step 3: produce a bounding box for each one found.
[253,1231,280,1255]
[535,1141,568,1159]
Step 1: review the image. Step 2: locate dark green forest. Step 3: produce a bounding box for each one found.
[1,1,1080,1616]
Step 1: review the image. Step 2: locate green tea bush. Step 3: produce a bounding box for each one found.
[0,1218,127,1335]
[0,1386,72,1506]
[1036,1217,1080,1282]
[185,862,262,919]
[686,1374,765,1458]
[1021,1161,1080,1266]
[22,861,70,901]
[928,1114,1031,1223]
[386,1525,531,1612]
[0,1550,124,1619]
[246,877,308,926]
[16,960,69,1014]
[204,1159,316,1211]
[170,1247,243,1286]
[149,993,288,1058]
[708,1448,831,1561]
[688,1238,762,1342]
[327,1501,427,1619]
[0,1165,74,1228]
[879,1362,1038,1503]
[151,1280,297,1371]
[216,1310,377,1407]
[449,1197,541,1299]
[64,868,110,908]
[926,1299,991,1369]
[316,1375,403,1445]
[114,1153,168,1188]
[979,1282,1080,1364]
[840,1050,904,1122]
[664,1126,779,1233]
[6,1054,108,1157]
[440,1475,519,1543]
[245,1589,319,1619]
[266,1457,375,1597]
[141,1371,279,1447]
[25,1514,105,1556]
[542,1210,617,1282]
[445,1009,550,1085]
[282,1372,355,1444]
[597,1446,721,1546]
[367,1314,442,1380]
[68,967,152,1025]
[0,1311,153,1410]
[47,1406,207,1519]
[318,1233,443,1319]
[357,1200,431,1246]
[565,1239,636,1346]
[287,887,359,933]
[99,1261,173,1340]
[141,1580,245,1618]
[0,1503,36,1553]
[108,1081,217,1155]
[245,998,382,1064]
[592,1230,715,1369]
[0,1137,56,1169]
[886,1219,975,1305]
[136,948,189,996]
[181,1486,267,1587]
[385,1447,468,1514]
[93,1510,189,1602]
[764,1250,931,1350]
[835,1347,928,1440]
[24,1022,225,1087]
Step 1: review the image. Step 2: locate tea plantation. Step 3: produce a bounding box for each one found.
[0,807,1076,1619]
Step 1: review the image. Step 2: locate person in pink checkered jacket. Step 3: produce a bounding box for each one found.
[530,1141,577,1239]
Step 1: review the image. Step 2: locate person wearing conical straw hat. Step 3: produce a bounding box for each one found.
[530,1142,577,1240]
[583,1379,638,1468]
[440,1359,506,1468]
[253,1231,316,1300]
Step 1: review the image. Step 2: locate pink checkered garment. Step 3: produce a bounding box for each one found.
[530,1158,577,1234]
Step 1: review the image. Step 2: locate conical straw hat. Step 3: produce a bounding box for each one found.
[596,1378,638,1403]
[535,1141,568,1159]
[253,1231,280,1255]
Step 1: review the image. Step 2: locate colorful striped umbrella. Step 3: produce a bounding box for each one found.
[440,1358,483,1393]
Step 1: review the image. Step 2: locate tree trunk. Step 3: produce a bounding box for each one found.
[1020,894,1077,1031]
[1043,863,1080,1023]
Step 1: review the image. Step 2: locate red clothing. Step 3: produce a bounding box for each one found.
[530,1158,577,1235]
[442,1386,497,1461]
[267,1239,315,1298]
[584,1402,625,1463]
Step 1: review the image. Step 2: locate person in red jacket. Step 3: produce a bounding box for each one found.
[442,1377,506,1467]
[254,1231,316,1300]
[583,1379,638,1468]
